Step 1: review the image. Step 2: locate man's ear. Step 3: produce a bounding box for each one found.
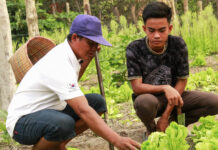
[142,25,146,32]
[71,33,78,41]
[169,24,173,33]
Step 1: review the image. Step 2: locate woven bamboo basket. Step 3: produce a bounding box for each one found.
[9,36,56,83]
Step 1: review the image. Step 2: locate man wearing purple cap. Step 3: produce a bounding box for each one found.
[6,14,140,150]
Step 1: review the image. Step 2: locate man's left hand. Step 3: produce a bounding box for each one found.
[156,116,169,132]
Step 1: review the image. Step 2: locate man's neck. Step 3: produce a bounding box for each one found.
[152,47,164,53]
[146,38,168,55]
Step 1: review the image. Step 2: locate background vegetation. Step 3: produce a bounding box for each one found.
[6,0,218,117]
[0,0,217,147]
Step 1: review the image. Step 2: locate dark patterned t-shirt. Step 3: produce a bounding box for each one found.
[126,35,189,87]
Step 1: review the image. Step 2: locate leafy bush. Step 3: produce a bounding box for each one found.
[191,116,218,150]
[0,110,15,144]
[186,68,218,92]
[190,55,207,67]
[180,5,218,57]
[141,122,189,150]
[141,115,218,150]
[67,147,79,150]
[7,0,78,44]
[7,0,28,43]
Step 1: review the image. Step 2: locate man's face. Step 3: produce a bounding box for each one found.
[72,35,100,61]
[143,18,173,52]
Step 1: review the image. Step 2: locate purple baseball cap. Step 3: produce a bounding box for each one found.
[70,14,112,47]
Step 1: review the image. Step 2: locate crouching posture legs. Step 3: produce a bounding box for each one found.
[133,91,218,136]
[13,94,106,150]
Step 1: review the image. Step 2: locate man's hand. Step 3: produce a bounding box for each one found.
[156,116,169,132]
[163,85,183,106]
[114,137,141,150]
[156,104,174,132]
[67,97,140,150]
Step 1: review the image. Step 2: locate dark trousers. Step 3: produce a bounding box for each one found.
[13,93,107,145]
[133,91,218,132]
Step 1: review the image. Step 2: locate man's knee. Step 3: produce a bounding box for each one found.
[45,114,76,142]
[13,110,76,145]
[134,94,158,117]
[86,93,107,113]
[205,93,218,114]
[189,91,218,115]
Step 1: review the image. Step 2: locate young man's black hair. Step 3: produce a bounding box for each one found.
[67,34,83,41]
[142,2,172,23]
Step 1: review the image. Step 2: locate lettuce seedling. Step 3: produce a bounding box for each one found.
[141,122,189,150]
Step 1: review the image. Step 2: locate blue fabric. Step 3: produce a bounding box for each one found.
[69,14,112,46]
[13,93,107,145]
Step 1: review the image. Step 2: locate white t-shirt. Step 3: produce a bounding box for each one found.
[6,39,84,137]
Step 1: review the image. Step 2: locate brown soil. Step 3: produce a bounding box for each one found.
[1,55,217,150]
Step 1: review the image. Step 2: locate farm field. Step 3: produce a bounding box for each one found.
[1,2,218,150]
[0,54,217,150]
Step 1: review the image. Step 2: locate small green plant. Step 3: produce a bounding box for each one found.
[191,116,218,150]
[67,147,79,150]
[141,115,218,150]
[141,122,189,150]
[186,68,218,92]
[190,55,207,67]
[0,110,15,144]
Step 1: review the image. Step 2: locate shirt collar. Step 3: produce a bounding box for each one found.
[64,39,81,75]
[145,37,168,55]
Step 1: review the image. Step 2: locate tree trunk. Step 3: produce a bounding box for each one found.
[0,0,16,110]
[113,6,120,22]
[205,0,210,7]
[184,0,188,13]
[137,2,147,17]
[197,0,203,12]
[83,0,91,15]
[51,0,56,15]
[216,0,218,18]
[75,0,81,12]
[131,4,137,24]
[170,0,177,19]
[66,2,70,23]
[157,0,170,5]
[25,0,40,38]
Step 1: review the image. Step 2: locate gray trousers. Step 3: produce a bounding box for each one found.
[133,91,218,132]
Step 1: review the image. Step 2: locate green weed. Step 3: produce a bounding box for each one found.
[190,55,207,67]
[186,68,218,93]
[0,110,16,144]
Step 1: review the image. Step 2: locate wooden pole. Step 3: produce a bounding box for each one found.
[83,1,114,149]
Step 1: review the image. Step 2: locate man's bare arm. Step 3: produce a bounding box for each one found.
[130,78,185,106]
[66,97,140,150]
[130,78,166,95]
[174,78,187,95]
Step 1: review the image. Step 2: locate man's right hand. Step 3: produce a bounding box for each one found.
[163,85,183,106]
[114,137,141,150]
[67,97,141,150]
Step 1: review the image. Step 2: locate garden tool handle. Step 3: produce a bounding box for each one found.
[177,106,182,115]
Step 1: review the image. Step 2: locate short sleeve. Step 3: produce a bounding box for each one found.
[126,44,142,80]
[175,38,189,79]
